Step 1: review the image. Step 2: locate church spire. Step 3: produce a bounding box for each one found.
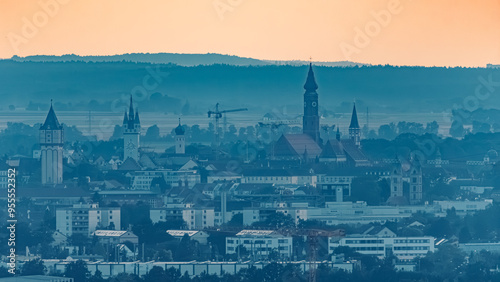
[302,63,320,144]
[349,103,360,129]
[303,63,318,92]
[123,111,128,125]
[349,102,361,147]
[128,95,134,120]
[40,100,62,130]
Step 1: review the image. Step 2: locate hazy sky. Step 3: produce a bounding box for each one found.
[1,0,499,66]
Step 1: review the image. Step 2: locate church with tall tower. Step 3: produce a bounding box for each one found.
[303,63,321,144]
[175,118,186,155]
[273,63,370,167]
[123,96,141,161]
[40,101,64,185]
[349,103,361,148]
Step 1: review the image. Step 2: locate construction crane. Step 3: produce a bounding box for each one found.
[278,228,345,282]
[207,225,344,282]
[208,103,248,146]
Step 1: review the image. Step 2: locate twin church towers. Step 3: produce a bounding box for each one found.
[39,97,186,185]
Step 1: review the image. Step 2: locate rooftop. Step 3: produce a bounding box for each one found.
[93,230,128,237]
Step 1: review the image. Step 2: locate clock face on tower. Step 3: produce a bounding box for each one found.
[312,102,317,107]
[126,140,136,150]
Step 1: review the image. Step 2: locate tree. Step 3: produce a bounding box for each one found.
[143,266,167,282]
[226,213,243,227]
[378,123,397,140]
[253,212,295,229]
[88,270,105,282]
[21,258,45,275]
[110,125,124,141]
[144,125,161,141]
[175,234,196,261]
[450,120,465,138]
[64,260,91,282]
[157,249,173,262]
[459,226,472,243]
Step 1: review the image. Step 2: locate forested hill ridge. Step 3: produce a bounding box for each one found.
[0,58,498,113]
[10,53,366,67]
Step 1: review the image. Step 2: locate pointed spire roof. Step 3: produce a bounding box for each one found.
[349,103,360,129]
[123,111,128,125]
[336,126,341,141]
[128,96,134,120]
[40,100,62,130]
[175,118,185,135]
[135,110,140,124]
[303,63,318,92]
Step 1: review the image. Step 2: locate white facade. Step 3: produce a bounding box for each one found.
[150,205,185,224]
[182,208,215,230]
[241,172,316,186]
[226,230,293,259]
[435,200,492,215]
[329,236,435,261]
[56,204,121,237]
[132,169,200,190]
[175,135,185,155]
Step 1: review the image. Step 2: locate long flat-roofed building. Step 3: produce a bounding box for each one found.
[226,230,293,259]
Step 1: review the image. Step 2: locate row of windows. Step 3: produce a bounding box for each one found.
[394,246,429,251]
[321,177,350,183]
[351,247,384,251]
[228,239,289,245]
[247,177,291,181]
[394,239,430,244]
[345,240,384,244]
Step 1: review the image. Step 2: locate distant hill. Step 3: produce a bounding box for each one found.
[10,53,367,67]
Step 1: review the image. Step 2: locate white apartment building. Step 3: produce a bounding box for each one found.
[132,169,200,190]
[150,205,215,230]
[183,208,215,230]
[241,169,317,187]
[226,230,293,259]
[150,205,185,224]
[329,236,435,261]
[56,203,121,237]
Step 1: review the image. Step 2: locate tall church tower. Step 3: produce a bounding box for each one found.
[349,103,361,147]
[175,118,186,155]
[303,63,320,143]
[40,101,64,185]
[123,96,140,161]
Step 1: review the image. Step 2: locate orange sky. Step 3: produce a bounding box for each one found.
[1,0,499,66]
